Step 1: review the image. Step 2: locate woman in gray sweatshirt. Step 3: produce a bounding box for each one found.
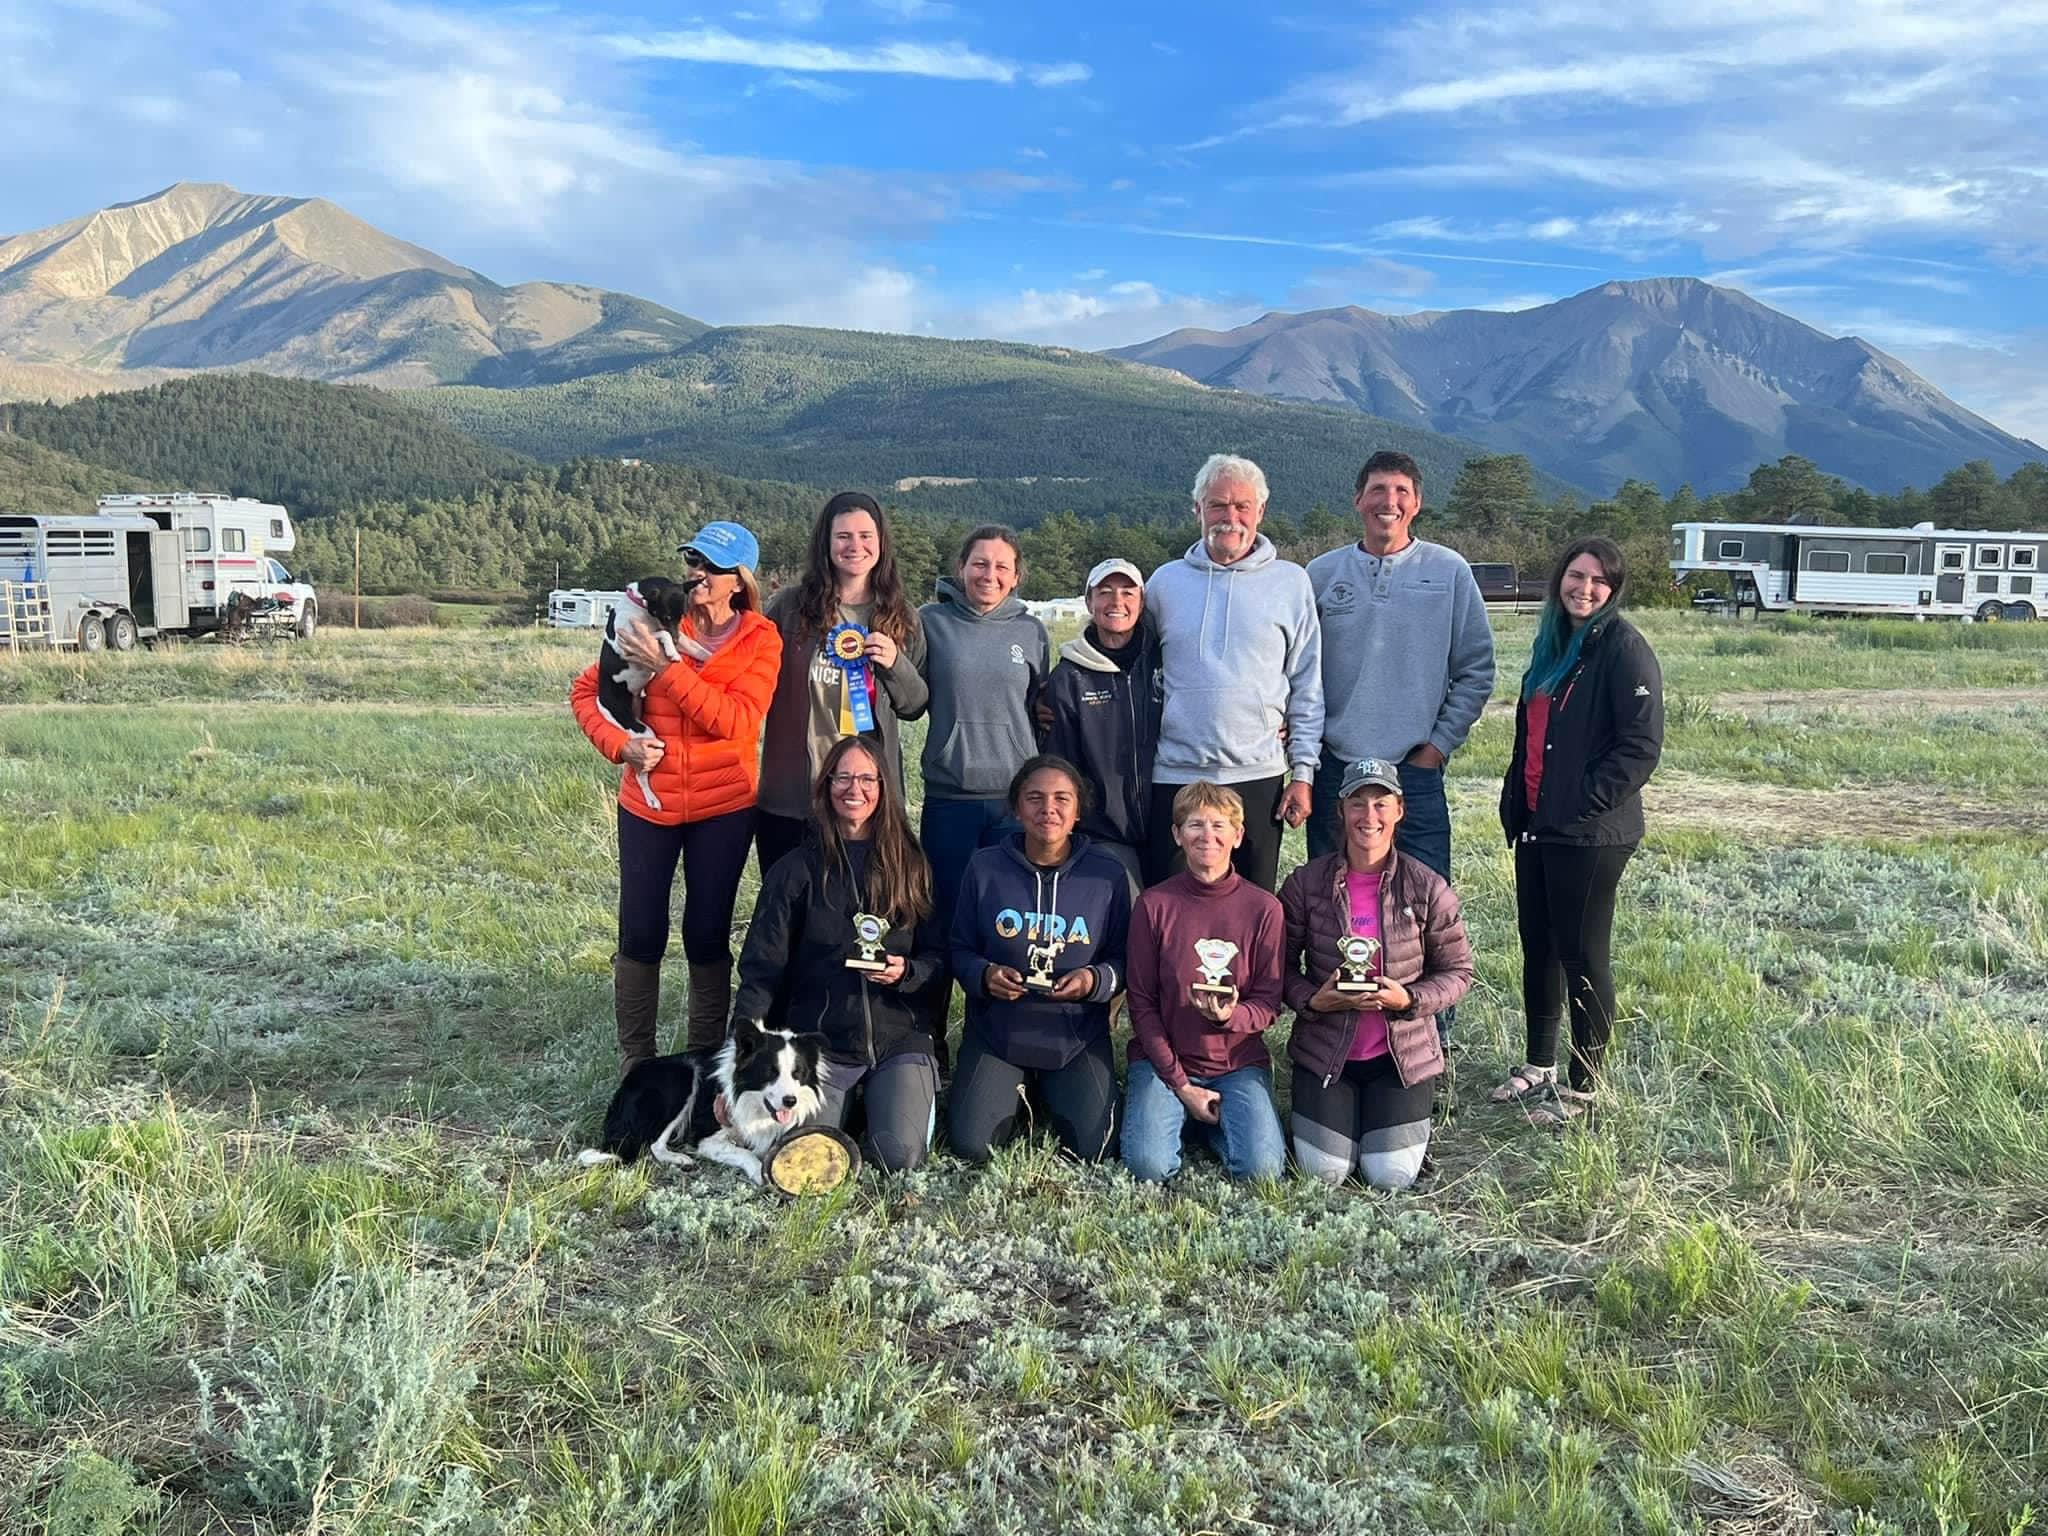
[917,525,1050,1056]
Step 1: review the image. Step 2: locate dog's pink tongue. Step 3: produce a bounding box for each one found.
[774,1107,795,1125]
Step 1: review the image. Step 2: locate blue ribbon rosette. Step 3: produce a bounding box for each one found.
[826,621,877,731]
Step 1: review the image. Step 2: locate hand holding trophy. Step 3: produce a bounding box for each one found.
[1336,934,1382,996]
[1190,937,1240,1022]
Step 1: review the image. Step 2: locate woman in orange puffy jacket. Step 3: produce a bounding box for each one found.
[570,521,783,1071]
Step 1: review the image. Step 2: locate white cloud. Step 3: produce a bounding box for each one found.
[937,279,1262,349]
[605,25,1087,87]
[0,0,960,330]
[1210,0,2048,257]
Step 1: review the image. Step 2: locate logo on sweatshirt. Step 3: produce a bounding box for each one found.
[1009,643,1026,665]
[1322,580,1358,614]
[994,909,1094,947]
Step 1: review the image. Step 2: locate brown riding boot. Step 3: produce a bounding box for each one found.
[685,958,733,1056]
[613,955,663,1076]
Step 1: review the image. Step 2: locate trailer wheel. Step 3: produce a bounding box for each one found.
[77,614,107,652]
[296,600,317,640]
[2006,602,2037,623]
[108,613,138,652]
[1975,601,2004,623]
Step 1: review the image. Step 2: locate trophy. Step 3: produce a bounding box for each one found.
[1336,934,1381,995]
[1023,937,1065,991]
[846,911,888,973]
[1191,938,1239,1002]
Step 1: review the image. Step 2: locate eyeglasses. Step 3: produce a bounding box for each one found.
[683,550,737,575]
[829,772,881,790]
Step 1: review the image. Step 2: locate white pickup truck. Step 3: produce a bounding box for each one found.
[0,493,319,649]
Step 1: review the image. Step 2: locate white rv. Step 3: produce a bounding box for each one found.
[1670,520,2045,621]
[0,494,317,649]
[547,589,628,629]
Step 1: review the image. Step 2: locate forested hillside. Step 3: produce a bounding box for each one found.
[0,376,524,516]
[407,326,1575,517]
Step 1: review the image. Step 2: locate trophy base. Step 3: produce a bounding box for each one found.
[1022,976,1058,992]
[1335,981,1380,996]
[1191,981,1235,999]
[844,957,888,973]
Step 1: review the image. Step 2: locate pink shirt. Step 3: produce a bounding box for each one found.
[1523,690,1552,811]
[1343,869,1390,1060]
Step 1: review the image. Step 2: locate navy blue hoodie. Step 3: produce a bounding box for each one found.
[949,833,1130,1071]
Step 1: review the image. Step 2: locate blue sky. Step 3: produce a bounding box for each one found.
[5,0,2047,441]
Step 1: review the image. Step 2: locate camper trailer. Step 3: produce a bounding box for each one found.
[0,494,317,649]
[1670,520,2045,621]
[547,589,628,629]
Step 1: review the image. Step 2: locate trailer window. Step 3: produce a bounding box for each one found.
[270,518,286,540]
[1977,575,2000,594]
[1864,553,1907,575]
[2013,546,2039,570]
[183,528,211,552]
[221,527,247,552]
[1939,548,1965,571]
[1976,545,2003,569]
[2012,576,2034,596]
[1805,550,1851,573]
[1717,539,1744,558]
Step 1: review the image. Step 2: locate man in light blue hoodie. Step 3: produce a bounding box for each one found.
[1143,453,1323,891]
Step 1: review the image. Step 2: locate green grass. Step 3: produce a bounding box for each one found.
[3,623,2047,1534]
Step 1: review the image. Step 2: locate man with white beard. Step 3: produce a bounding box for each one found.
[1142,453,1323,891]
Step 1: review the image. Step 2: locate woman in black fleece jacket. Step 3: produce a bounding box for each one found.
[732,737,946,1170]
[1494,537,1664,1124]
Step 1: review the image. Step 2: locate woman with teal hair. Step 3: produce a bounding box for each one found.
[1492,537,1663,1125]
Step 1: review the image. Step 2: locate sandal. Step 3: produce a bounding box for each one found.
[1488,1064,1557,1104]
[1527,1086,1595,1128]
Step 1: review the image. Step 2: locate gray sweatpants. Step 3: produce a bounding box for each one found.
[818,1053,939,1173]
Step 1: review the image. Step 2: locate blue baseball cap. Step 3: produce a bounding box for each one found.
[678,520,760,573]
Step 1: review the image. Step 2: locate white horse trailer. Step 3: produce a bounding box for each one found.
[1670,521,2046,621]
[547,589,628,629]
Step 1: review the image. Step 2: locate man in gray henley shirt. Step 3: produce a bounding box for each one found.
[1307,449,1495,1043]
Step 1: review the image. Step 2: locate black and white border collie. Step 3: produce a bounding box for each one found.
[597,577,696,812]
[578,1020,831,1185]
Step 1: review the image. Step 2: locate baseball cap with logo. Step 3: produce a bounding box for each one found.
[1338,757,1404,798]
[677,520,760,573]
[1085,557,1144,592]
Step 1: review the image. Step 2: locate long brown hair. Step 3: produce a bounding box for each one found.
[793,491,919,647]
[810,736,932,928]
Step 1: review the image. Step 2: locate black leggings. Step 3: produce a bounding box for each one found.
[1514,839,1635,1094]
[1146,774,1287,890]
[946,1023,1120,1164]
[617,805,757,967]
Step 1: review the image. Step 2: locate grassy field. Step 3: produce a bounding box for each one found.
[2,611,2044,1535]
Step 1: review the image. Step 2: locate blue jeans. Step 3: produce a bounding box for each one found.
[920,796,1013,924]
[1121,1060,1287,1182]
[1309,750,1457,1046]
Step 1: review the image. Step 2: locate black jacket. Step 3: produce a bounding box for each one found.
[732,835,946,1066]
[1040,619,1162,851]
[1499,612,1664,848]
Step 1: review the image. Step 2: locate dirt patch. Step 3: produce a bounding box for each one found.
[1647,773,2047,840]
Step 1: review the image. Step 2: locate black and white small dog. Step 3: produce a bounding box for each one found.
[597,577,697,811]
[577,1020,831,1184]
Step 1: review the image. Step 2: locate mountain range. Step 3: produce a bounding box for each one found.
[1109,281,2042,494]
[0,182,2039,499]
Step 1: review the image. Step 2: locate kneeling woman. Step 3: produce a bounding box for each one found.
[947,755,1131,1164]
[731,737,946,1171]
[1279,757,1474,1189]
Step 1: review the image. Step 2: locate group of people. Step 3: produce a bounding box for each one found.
[568,450,1665,1189]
